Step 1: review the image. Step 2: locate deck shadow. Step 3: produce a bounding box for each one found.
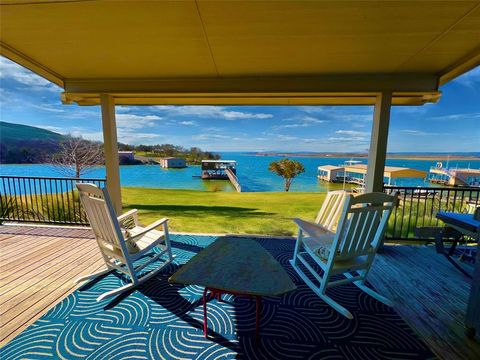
[125,204,275,218]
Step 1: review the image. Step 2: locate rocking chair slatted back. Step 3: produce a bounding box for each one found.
[315,190,348,232]
[334,192,396,260]
[77,183,124,251]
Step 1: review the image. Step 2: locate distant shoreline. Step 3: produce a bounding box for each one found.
[251,153,480,161]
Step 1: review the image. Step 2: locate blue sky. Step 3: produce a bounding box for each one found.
[0,56,479,153]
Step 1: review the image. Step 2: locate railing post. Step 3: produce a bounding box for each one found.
[366,91,392,193]
[100,94,122,215]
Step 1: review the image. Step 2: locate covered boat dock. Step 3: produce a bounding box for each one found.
[201,160,237,180]
[317,165,345,182]
[201,160,241,192]
[430,167,480,187]
[319,164,427,187]
[344,164,427,186]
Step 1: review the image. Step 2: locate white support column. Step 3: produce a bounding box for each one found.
[366,91,392,193]
[100,94,122,214]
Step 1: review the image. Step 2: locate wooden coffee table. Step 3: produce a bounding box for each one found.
[169,237,296,340]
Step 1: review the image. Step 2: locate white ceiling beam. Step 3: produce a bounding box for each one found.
[61,74,440,106]
[61,91,440,106]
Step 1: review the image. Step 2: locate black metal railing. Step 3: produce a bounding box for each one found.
[0,175,106,225]
[1,175,479,239]
[383,185,480,240]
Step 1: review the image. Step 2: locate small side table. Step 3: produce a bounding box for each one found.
[169,237,296,341]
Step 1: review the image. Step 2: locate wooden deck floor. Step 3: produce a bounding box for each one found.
[369,245,479,360]
[0,225,478,359]
[0,225,104,346]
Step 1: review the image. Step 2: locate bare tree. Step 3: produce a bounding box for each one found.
[51,136,104,178]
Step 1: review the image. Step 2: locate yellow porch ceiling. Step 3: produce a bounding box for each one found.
[1,0,479,105]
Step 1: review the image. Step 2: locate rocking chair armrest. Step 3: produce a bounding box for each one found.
[126,218,169,241]
[117,209,139,224]
[293,218,334,238]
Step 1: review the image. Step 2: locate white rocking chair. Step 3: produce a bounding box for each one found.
[290,192,397,319]
[75,183,174,301]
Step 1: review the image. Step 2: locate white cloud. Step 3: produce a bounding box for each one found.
[30,124,103,142]
[276,115,325,128]
[392,105,430,115]
[193,133,231,141]
[42,125,104,142]
[400,129,448,136]
[327,136,369,142]
[118,132,163,144]
[299,106,373,127]
[36,125,64,133]
[276,134,300,141]
[0,56,61,92]
[452,65,480,87]
[427,112,480,121]
[179,120,197,126]
[335,130,369,137]
[327,130,370,143]
[154,105,273,120]
[72,131,104,142]
[32,104,66,113]
[115,106,140,113]
[116,114,163,129]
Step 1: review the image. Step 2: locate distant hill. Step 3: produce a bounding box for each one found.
[0,121,65,163]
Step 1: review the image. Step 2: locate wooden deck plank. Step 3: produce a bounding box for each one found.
[0,234,20,242]
[0,237,68,267]
[0,258,106,346]
[0,239,99,302]
[0,235,57,259]
[0,226,102,347]
[0,237,78,279]
[0,239,98,285]
[369,245,480,360]
[0,245,104,317]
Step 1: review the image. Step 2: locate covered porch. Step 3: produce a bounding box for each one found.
[2,1,479,210]
[1,1,480,358]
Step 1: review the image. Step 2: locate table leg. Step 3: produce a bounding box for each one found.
[203,288,263,343]
[448,236,460,256]
[434,227,447,254]
[435,227,472,278]
[203,287,208,337]
[255,296,261,343]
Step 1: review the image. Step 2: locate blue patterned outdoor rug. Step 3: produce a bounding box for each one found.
[1,235,435,359]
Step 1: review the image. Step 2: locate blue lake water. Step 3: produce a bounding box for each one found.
[1,153,479,192]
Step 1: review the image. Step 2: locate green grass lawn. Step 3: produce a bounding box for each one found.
[122,188,325,236]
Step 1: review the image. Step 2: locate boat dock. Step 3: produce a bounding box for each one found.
[318,162,427,191]
[429,165,480,187]
[201,160,242,192]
